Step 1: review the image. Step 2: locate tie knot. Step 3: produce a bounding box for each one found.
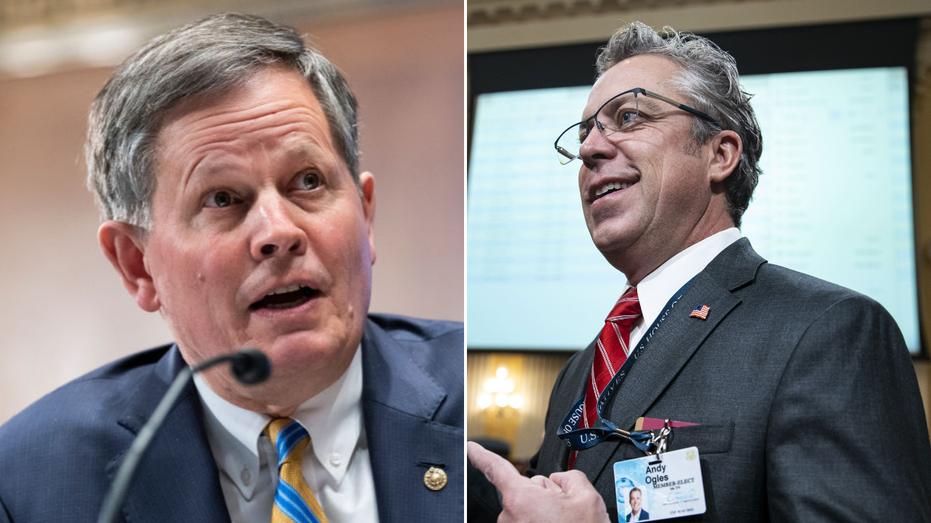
[607,288,641,326]
[265,417,309,467]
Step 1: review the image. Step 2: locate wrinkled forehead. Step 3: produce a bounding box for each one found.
[584,54,684,116]
[158,66,324,132]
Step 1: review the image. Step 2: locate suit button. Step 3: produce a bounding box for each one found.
[424,467,447,491]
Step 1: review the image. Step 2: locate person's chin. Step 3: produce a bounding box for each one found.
[591,225,639,260]
[265,329,356,370]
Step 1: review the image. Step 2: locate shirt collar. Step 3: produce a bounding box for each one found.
[633,228,742,328]
[292,344,365,485]
[194,344,364,495]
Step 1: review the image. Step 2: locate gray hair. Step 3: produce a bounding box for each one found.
[86,13,359,228]
[596,22,763,228]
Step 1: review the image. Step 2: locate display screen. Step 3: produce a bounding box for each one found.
[467,67,920,353]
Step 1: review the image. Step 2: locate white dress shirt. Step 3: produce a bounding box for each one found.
[193,346,379,523]
[627,228,742,348]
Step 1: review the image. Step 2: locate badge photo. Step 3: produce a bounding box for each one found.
[613,447,706,521]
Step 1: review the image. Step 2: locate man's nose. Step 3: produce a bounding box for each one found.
[579,122,618,166]
[249,193,308,260]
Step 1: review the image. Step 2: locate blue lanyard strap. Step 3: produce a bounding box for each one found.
[556,277,694,453]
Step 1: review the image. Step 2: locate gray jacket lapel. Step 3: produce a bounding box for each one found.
[536,347,594,472]
[108,346,230,523]
[575,239,765,484]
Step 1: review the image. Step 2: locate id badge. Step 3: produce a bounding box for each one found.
[613,447,706,521]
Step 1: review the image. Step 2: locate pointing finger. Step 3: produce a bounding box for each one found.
[467,441,524,495]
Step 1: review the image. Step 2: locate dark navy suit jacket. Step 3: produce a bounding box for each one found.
[0,314,463,523]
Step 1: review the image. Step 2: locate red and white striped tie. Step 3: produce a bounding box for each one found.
[583,287,642,429]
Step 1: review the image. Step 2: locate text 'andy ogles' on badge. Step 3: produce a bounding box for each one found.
[613,447,706,521]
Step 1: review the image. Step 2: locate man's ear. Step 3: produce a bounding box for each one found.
[707,130,742,184]
[98,221,160,312]
[359,171,376,266]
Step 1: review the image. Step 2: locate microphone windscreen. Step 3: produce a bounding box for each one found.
[231,349,271,385]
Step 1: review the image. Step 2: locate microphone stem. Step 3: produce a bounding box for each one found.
[96,366,193,523]
[96,351,262,523]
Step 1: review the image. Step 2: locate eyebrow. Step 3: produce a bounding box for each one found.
[635,96,664,111]
[182,159,240,195]
[607,92,638,107]
[602,93,663,114]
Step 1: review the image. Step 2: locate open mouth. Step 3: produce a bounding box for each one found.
[594,181,636,200]
[250,284,319,310]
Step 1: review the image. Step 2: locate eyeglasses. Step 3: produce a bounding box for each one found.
[554,87,722,165]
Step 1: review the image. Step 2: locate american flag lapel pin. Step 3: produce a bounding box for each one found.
[690,304,710,320]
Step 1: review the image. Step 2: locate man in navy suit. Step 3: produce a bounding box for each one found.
[468,21,931,522]
[0,13,462,523]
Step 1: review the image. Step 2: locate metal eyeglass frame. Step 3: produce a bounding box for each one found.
[554,87,722,164]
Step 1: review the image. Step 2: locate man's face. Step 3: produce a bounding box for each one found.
[630,489,642,512]
[134,66,375,409]
[578,55,724,283]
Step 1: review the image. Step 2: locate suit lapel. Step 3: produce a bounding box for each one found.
[537,348,594,473]
[575,239,764,484]
[361,319,462,523]
[107,347,230,523]
[608,274,741,429]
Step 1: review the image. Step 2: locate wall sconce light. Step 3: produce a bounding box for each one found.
[478,366,522,410]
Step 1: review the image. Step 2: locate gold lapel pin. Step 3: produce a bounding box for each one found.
[423,466,447,491]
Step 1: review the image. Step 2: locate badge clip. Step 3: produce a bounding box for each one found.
[614,418,674,458]
[648,419,673,464]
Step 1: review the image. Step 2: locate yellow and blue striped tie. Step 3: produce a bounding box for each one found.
[266,418,329,523]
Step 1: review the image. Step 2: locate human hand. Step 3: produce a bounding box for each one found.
[467,441,610,523]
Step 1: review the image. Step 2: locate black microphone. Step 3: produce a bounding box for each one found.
[97,348,271,523]
[224,348,271,385]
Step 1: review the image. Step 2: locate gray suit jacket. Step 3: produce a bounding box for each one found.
[533,239,931,521]
[0,314,463,522]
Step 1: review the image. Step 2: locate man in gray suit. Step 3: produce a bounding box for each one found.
[468,22,931,522]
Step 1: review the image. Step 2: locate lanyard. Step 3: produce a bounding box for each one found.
[557,278,694,453]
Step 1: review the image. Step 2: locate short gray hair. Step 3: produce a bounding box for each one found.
[86,13,359,228]
[596,22,763,228]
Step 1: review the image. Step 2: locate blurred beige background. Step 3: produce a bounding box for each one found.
[0,0,463,424]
